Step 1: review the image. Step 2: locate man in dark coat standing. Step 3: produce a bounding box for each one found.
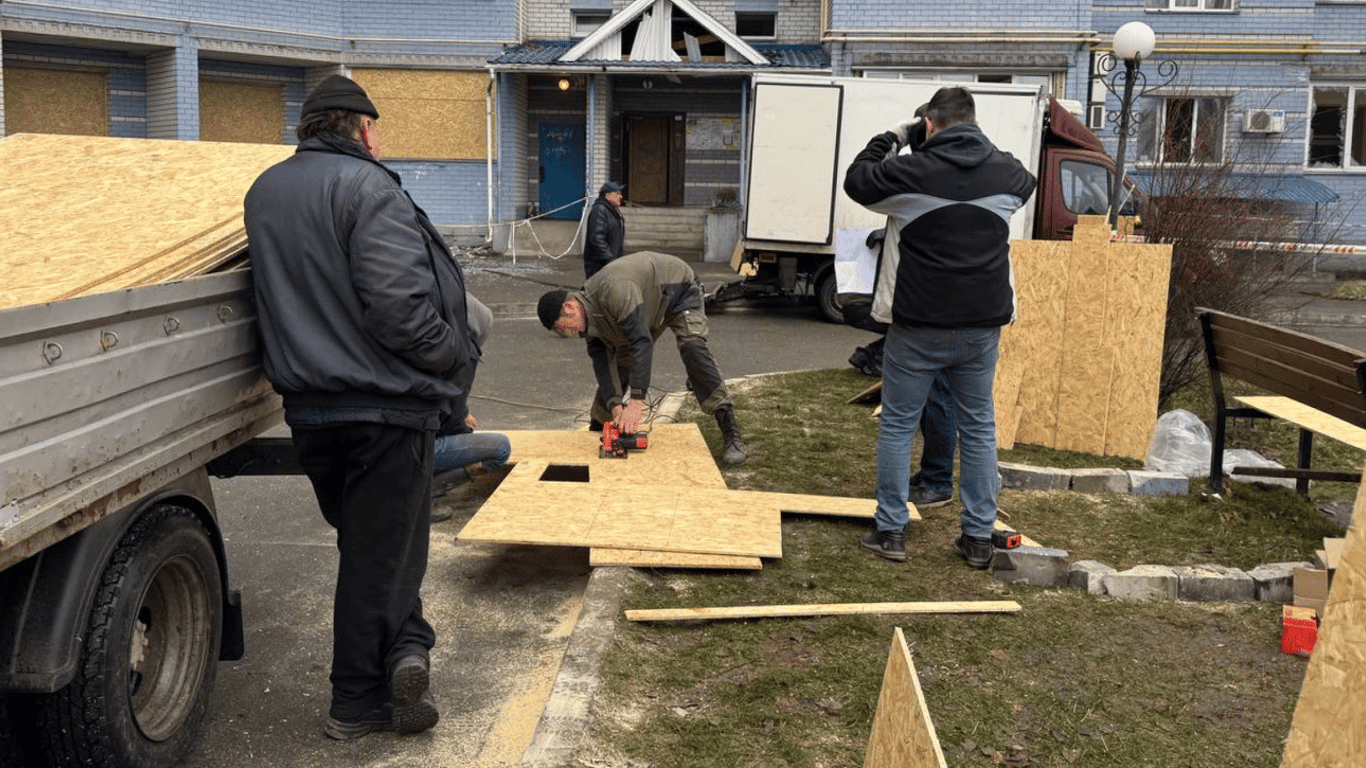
[583,181,626,279]
[245,74,476,740]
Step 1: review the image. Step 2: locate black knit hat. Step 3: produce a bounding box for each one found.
[538,290,569,330]
[302,75,379,119]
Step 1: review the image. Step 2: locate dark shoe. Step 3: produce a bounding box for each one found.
[715,405,748,465]
[860,529,906,562]
[955,533,994,570]
[908,484,953,509]
[324,706,392,741]
[389,655,438,734]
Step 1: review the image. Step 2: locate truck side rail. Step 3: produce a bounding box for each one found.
[0,271,282,571]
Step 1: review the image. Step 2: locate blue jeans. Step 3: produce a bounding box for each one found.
[876,324,1000,540]
[916,373,957,495]
[433,431,511,480]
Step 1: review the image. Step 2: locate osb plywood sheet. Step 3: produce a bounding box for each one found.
[863,627,948,768]
[1053,217,1113,454]
[0,133,292,309]
[4,67,108,137]
[351,69,488,161]
[504,424,727,489]
[1237,396,1366,451]
[1000,217,1170,461]
[590,549,762,570]
[1103,239,1171,457]
[1281,465,1366,768]
[1005,238,1071,447]
[200,80,284,145]
[456,460,782,557]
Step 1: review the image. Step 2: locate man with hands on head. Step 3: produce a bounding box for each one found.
[843,86,1036,568]
[538,250,748,465]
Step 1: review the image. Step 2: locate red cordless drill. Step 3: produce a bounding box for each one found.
[600,423,649,458]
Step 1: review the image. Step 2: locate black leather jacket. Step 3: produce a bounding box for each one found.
[583,195,625,279]
[245,134,476,428]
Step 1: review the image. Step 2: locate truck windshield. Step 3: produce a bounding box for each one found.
[1060,160,1111,216]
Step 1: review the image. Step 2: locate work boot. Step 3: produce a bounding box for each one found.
[388,655,439,735]
[955,533,995,570]
[859,529,906,562]
[714,405,748,465]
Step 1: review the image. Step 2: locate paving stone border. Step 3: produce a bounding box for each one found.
[994,462,1317,602]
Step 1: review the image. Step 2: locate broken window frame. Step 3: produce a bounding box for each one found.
[1308,85,1366,170]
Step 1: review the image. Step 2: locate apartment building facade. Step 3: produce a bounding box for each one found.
[2,0,1364,242]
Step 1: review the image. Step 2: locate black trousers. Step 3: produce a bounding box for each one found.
[292,422,436,719]
[590,306,732,423]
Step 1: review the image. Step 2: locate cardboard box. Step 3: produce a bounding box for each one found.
[1282,605,1319,657]
[1293,567,1332,600]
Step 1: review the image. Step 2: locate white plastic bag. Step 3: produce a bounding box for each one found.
[1145,409,1212,477]
[1144,409,1296,488]
[1223,449,1296,489]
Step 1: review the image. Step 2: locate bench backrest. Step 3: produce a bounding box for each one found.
[1198,308,1366,428]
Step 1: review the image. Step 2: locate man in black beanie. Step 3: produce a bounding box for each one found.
[538,251,748,465]
[245,73,477,740]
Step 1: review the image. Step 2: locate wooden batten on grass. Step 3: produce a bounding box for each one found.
[625,600,1022,622]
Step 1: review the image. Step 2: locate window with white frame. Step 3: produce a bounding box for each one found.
[1137,96,1227,163]
[1144,0,1234,10]
[1309,87,1366,169]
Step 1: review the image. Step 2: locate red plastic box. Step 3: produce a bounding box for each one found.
[1282,605,1319,657]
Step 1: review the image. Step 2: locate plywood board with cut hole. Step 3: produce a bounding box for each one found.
[0,133,293,309]
[1281,462,1366,768]
[504,423,726,489]
[863,627,948,768]
[457,460,783,558]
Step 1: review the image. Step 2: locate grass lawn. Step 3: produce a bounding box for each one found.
[580,368,1357,768]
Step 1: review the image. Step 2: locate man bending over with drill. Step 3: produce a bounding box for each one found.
[538,251,747,465]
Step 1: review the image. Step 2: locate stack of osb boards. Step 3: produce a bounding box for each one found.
[456,423,890,570]
[993,215,1172,461]
[0,133,293,310]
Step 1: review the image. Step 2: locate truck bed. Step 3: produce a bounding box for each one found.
[0,271,281,572]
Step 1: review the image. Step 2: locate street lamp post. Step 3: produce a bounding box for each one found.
[1105,21,1156,230]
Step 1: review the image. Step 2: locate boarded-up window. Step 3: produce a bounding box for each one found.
[350,69,488,160]
[199,81,284,144]
[4,68,108,136]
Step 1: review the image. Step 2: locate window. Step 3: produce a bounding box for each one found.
[573,11,610,36]
[1145,0,1233,9]
[1060,161,1112,216]
[1137,96,1226,163]
[1309,87,1366,169]
[735,12,775,38]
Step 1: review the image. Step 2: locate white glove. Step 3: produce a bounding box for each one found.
[888,117,923,148]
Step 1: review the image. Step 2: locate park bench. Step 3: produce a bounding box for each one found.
[1198,307,1366,496]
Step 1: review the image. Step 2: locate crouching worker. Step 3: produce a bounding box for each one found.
[432,293,511,520]
[537,251,748,465]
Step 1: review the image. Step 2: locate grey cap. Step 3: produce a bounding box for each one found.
[599,181,625,195]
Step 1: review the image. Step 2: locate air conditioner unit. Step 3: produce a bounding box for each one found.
[1244,109,1286,134]
[1088,105,1106,131]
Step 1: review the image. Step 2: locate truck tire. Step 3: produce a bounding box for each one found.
[1,694,36,767]
[815,268,845,324]
[32,505,222,768]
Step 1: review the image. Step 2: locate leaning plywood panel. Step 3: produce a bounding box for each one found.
[864,627,948,768]
[1102,237,1172,458]
[1052,215,1113,454]
[1281,467,1366,768]
[0,133,292,309]
[1004,238,1071,448]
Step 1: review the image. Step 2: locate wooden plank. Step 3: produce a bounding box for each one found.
[625,600,1022,622]
[1281,460,1366,767]
[863,627,948,768]
[1234,396,1366,451]
[590,549,763,570]
[1211,325,1364,392]
[1206,309,1366,370]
